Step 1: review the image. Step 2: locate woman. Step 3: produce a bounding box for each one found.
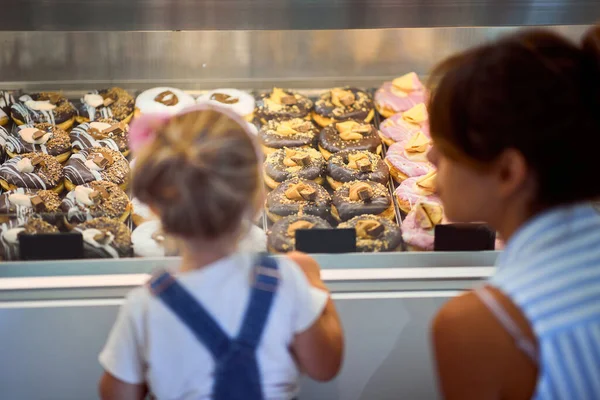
[98,105,344,399]
[430,26,600,399]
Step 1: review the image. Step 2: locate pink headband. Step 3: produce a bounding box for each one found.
[128,102,262,160]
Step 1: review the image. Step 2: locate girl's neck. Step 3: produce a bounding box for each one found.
[178,238,236,273]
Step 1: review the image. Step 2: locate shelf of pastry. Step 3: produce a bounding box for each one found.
[0,78,493,262]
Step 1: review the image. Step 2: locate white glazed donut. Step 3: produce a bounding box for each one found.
[131,197,157,226]
[196,89,255,120]
[132,220,167,257]
[135,87,196,115]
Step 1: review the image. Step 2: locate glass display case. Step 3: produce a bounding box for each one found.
[0,1,597,399]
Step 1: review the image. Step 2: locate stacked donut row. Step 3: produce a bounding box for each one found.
[248,87,404,253]
[374,73,446,251]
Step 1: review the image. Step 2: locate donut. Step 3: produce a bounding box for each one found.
[375,72,427,118]
[134,87,195,117]
[1,124,71,163]
[384,134,434,183]
[338,214,402,252]
[64,148,130,191]
[131,197,158,227]
[11,93,76,131]
[0,217,59,261]
[197,89,256,121]
[132,220,180,257]
[318,120,382,160]
[237,224,267,253]
[327,150,389,190]
[60,181,131,229]
[0,91,14,127]
[75,87,135,124]
[401,200,445,251]
[312,87,374,127]
[394,171,439,213]
[378,103,429,146]
[70,119,130,156]
[263,147,325,189]
[258,118,319,156]
[0,153,64,193]
[332,180,395,222]
[265,178,331,222]
[267,215,332,253]
[255,88,313,123]
[73,216,132,258]
[0,188,61,224]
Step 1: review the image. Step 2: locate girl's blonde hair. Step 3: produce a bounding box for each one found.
[132,109,261,239]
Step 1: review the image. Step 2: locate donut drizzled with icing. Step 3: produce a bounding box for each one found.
[0,188,61,223]
[0,217,59,261]
[61,181,131,226]
[1,123,71,158]
[64,148,130,188]
[77,87,134,122]
[0,153,64,191]
[70,118,130,155]
[73,216,132,258]
[11,92,75,127]
[0,91,14,124]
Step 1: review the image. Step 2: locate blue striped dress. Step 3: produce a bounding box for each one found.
[490,203,600,400]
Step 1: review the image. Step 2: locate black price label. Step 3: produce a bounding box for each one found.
[296,228,356,254]
[434,224,496,251]
[19,232,84,260]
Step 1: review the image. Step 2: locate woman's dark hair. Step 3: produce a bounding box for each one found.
[429,26,600,207]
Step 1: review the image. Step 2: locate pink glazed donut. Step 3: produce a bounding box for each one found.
[394,173,440,213]
[384,139,434,183]
[375,72,427,118]
[378,103,429,146]
[401,200,445,251]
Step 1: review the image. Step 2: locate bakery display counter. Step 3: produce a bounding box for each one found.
[0,251,496,399]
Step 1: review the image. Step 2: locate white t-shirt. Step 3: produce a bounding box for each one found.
[99,253,328,400]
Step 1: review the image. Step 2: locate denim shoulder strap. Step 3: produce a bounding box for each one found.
[236,255,280,348]
[148,270,230,360]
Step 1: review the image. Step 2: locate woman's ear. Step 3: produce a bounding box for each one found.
[494,148,530,198]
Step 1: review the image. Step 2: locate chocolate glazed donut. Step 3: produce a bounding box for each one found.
[76,87,135,123]
[11,93,76,130]
[267,214,332,253]
[255,88,313,123]
[264,147,325,189]
[265,177,331,222]
[318,121,382,159]
[332,180,394,222]
[313,87,374,127]
[327,150,389,190]
[338,214,402,252]
[73,216,132,258]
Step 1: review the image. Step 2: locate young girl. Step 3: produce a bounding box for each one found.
[429,26,600,399]
[98,105,344,400]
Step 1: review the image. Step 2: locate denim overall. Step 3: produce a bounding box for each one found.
[149,255,279,400]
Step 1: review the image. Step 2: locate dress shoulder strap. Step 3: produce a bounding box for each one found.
[474,286,538,364]
[148,270,231,360]
[236,255,280,348]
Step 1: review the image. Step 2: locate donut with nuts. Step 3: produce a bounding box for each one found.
[312,87,374,127]
[263,147,325,189]
[0,217,59,261]
[64,148,130,191]
[0,188,61,224]
[76,87,135,124]
[338,214,402,252]
[255,88,313,124]
[267,215,332,253]
[0,152,65,193]
[327,150,389,190]
[332,180,395,222]
[73,216,132,258]
[60,180,131,229]
[1,123,71,163]
[258,118,319,156]
[10,92,76,131]
[265,178,331,222]
[318,120,382,160]
[70,118,130,156]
